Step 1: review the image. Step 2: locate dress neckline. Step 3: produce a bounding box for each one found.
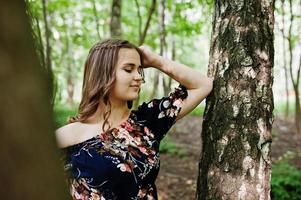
[60,110,136,150]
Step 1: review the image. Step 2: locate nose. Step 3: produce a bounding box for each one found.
[134,70,143,81]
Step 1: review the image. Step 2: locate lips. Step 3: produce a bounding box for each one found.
[130,85,140,87]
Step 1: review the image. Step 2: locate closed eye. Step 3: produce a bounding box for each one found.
[124,69,132,73]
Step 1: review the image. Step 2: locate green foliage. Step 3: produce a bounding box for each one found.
[274,100,296,117]
[54,103,77,129]
[271,162,301,200]
[189,105,205,116]
[160,135,186,157]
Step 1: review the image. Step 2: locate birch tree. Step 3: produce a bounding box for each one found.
[197,0,275,199]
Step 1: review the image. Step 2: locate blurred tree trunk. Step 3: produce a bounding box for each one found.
[281,0,289,119]
[159,0,170,96]
[138,0,156,45]
[135,0,142,43]
[196,1,275,199]
[287,0,301,133]
[42,0,56,106]
[110,0,122,37]
[0,1,68,199]
[134,0,157,108]
[91,0,101,40]
[62,15,75,106]
[142,0,158,101]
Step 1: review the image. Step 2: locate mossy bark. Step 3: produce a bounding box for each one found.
[196,0,275,199]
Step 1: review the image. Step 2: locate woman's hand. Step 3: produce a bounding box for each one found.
[138,45,163,69]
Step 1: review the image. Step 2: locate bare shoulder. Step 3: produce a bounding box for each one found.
[55,122,81,149]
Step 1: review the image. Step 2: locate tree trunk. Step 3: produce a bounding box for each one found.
[294,83,301,133]
[42,0,55,106]
[139,0,156,45]
[110,0,122,38]
[63,15,75,107]
[134,0,142,43]
[196,1,275,199]
[159,0,170,96]
[91,0,101,40]
[0,1,68,199]
[134,0,157,109]
[287,0,301,133]
[281,0,289,119]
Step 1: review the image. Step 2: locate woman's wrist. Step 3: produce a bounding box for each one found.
[155,56,170,72]
[157,56,173,74]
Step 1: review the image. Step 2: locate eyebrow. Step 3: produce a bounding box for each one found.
[122,63,142,68]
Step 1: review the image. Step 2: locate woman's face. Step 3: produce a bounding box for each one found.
[111,48,143,102]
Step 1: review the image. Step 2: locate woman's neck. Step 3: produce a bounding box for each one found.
[86,101,131,125]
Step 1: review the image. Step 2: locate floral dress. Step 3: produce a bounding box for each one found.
[61,84,188,200]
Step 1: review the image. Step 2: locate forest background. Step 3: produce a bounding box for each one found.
[23,0,301,199]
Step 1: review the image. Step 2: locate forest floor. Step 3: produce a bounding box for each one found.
[155,115,301,200]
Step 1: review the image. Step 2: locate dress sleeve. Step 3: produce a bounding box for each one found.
[136,84,188,142]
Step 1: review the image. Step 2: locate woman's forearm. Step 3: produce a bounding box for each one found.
[156,57,214,90]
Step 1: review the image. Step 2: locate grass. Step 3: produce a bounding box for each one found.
[159,135,187,157]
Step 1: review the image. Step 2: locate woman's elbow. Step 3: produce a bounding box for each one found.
[205,77,214,92]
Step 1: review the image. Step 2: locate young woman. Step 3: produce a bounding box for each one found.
[56,38,213,200]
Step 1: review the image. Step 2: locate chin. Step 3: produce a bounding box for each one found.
[129,94,139,101]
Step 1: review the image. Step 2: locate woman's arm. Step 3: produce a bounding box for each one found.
[139,46,214,121]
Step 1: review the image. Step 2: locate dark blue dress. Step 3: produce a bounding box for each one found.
[61,84,188,200]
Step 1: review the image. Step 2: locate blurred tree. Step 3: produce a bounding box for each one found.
[138,0,156,45]
[0,0,68,199]
[133,0,157,108]
[280,0,290,119]
[159,0,171,97]
[91,0,101,40]
[287,0,301,133]
[197,0,275,199]
[110,0,122,37]
[42,0,56,105]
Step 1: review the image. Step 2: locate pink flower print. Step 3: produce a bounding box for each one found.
[144,127,154,138]
[147,156,155,165]
[123,121,134,132]
[90,188,101,200]
[173,99,182,107]
[133,136,142,145]
[138,146,148,155]
[168,108,176,118]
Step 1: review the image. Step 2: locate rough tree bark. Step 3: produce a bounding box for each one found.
[196,0,275,199]
[110,0,122,38]
[0,1,68,199]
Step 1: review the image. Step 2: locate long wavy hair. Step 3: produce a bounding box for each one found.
[68,39,145,132]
